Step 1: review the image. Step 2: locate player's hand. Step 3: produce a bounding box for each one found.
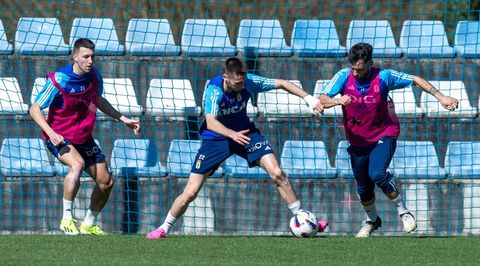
[303,95,323,115]
[337,95,352,106]
[231,129,250,145]
[120,116,141,135]
[48,132,65,146]
[440,96,459,111]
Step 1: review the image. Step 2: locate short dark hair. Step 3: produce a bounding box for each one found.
[73,38,95,54]
[348,43,373,64]
[223,57,247,76]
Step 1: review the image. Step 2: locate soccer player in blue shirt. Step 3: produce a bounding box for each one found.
[30,38,140,236]
[319,43,458,237]
[147,57,326,239]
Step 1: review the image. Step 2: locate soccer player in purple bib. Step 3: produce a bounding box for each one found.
[319,43,459,237]
[30,38,141,236]
[147,57,327,239]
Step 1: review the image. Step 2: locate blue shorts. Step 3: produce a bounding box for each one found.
[45,137,106,168]
[191,131,274,175]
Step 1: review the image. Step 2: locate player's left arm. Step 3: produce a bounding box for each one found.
[412,75,459,111]
[274,79,324,114]
[97,96,141,135]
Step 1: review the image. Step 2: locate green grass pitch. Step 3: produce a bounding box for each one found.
[0,235,479,265]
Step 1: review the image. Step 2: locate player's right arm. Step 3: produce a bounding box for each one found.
[319,68,352,108]
[203,85,250,145]
[29,78,64,146]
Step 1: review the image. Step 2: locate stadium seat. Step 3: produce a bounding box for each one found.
[257,80,312,117]
[291,20,347,57]
[346,20,402,57]
[102,78,143,116]
[237,19,292,57]
[389,87,424,117]
[145,79,201,119]
[110,138,167,177]
[445,141,480,179]
[454,21,480,59]
[54,139,103,177]
[281,140,337,179]
[390,140,447,179]
[224,154,269,179]
[167,139,222,178]
[0,20,14,54]
[203,79,257,117]
[181,19,236,57]
[0,138,55,176]
[125,18,180,56]
[70,18,125,55]
[335,140,354,179]
[400,20,456,58]
[15,17,70,55]
[313,79,343,117]
[0,77,29,115]
[420,81,477,118]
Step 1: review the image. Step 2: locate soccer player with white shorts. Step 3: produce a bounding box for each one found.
[147,57,327,239]
[319,43,459,237]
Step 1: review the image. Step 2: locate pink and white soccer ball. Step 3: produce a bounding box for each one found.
[289,210,319,238]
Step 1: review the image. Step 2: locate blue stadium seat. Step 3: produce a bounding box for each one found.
[181,19,236,57]
[110,139,167,177]
[167,139,222,178]
[391,141,447,179]
[257,80,311,118]
[15,17,70,55]
[454,21,480,59]
[224,154,269,179]
[346,20,402,57]
[102,78,143,117]
[54,139,103,177]
[0,77,29,115]
[70,18,125,55]
[237,19,292,57]
[420,81,477,118]
[445,141,480,179]
[400,20,456,58]
[335,140,354,179]
[126,19,180,56]
[146,79,201,119]
[291,20,347,57]
[0,138,55,176]
[389,87,424,118]
[281,140,337,179]
[0,20,13,55]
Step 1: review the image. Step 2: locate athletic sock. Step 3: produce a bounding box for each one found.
[62,199,73,219]
[288,200,302,215]
[362,202,379,222]
[159,211,177,234]
[392,194,409,216]
[83,209,100,227]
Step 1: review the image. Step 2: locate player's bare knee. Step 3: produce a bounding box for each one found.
[269,168,287,184]
[68,161,85,175]
[98,175,114,191]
